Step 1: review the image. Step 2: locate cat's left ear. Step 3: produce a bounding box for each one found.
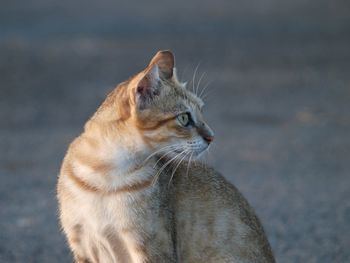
[149,50,175,79]
[150,50,183,86]
[135,64,160,109]
[135,50,175,109]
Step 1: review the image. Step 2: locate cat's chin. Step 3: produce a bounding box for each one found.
[164,147,208,161]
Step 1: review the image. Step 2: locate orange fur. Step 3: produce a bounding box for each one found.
[57,50,275,263]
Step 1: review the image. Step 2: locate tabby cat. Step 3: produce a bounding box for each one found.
[57,50,275,262]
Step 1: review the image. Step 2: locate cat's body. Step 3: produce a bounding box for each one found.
[57,51,275,263]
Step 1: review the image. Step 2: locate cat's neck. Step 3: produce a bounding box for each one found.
[69,121,157,194]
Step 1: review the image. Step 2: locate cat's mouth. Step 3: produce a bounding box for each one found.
[169,145,208,159]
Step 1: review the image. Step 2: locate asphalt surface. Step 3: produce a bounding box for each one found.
[1,0,350,262]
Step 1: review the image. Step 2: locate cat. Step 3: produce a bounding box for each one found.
[57,50,275,263]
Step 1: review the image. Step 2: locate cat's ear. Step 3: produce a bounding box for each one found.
[149,50,184,86]
[135,64,160,109]
[134,50,175,109]
[149,50,175,79]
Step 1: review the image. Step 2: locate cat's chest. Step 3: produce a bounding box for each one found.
[86,190,156,231]
[81,191,175,262]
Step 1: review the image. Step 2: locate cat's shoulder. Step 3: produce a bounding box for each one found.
[174,161,243,203]
[174,161,265,235]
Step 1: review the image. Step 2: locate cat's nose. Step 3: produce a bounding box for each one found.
[197,122,214,144]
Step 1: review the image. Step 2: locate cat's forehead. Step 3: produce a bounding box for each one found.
[157,82,204,114]
[185,89,204,109]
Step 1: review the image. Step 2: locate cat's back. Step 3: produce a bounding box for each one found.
[172,162,275,262]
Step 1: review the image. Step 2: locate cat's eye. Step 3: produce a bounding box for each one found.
[177,113,191,127]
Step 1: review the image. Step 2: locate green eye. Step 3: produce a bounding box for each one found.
[177,113,190,127]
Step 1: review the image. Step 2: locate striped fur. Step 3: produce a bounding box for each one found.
[57,50,275,262]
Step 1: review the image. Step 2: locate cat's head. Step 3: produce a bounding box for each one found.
[94,50,214,160]
[131,50,214,159]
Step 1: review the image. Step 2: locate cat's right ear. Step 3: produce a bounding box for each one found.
[134,64,160,110]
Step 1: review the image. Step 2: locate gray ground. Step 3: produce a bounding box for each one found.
[1,0,350,262]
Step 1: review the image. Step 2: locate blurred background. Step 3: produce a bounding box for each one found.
[1,0,350,262]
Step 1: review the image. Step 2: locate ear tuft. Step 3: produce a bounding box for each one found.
[149,50,175,79]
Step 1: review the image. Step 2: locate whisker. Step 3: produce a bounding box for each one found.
[192,62,201,95]
[186,152,194,178]
[207,145,211,160]
[179,63,190,83]
[152,150,186,186]
[168,150,189,187]
[196,72,206,97]
[204,146,211,166]
[199,79,213,100]
[141,144,179,165]
[201,88,214,101]
[152,151,182,186]
[153,146,183,168]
